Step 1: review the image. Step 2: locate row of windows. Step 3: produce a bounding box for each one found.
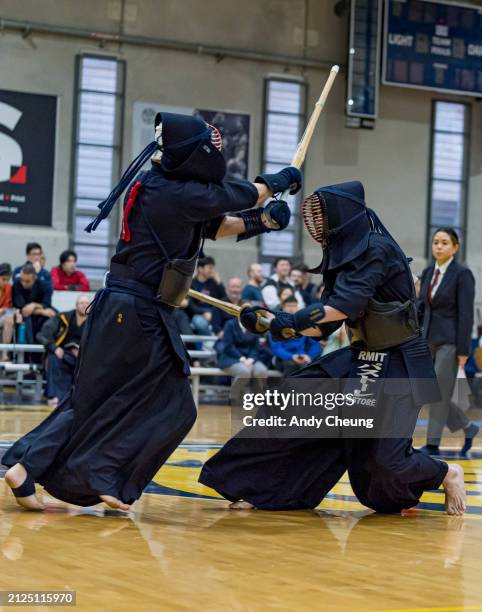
[260,79,306,260]
[428,100,469,252]
[71,56,470,279]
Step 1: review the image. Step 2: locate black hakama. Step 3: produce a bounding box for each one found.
[45,353,76,401]
[200,194,451,514]
[3,278,197,506]
[3,142,260,507]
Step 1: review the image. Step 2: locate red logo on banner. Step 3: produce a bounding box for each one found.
[9,165,28,184]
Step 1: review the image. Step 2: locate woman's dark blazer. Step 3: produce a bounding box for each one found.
[418,259,475,356]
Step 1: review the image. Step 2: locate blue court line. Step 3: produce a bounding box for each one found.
[166,460,204,468]
[415,501,482,514]
[144,481,218,500]
[438,451,482,459]
[426,488,481,497]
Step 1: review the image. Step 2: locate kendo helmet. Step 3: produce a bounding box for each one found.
[152,112,226,183]
[302,181,373,270]
[85,112,225,233]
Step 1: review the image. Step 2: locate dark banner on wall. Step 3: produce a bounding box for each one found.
[0,90,57,226]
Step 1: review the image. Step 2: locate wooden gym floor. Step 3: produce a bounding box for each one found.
[1,401,482,612]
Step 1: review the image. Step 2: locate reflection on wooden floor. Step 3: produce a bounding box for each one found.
[1,403,482,611]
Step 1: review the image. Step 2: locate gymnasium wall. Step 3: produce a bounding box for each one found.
[0,0,481,299]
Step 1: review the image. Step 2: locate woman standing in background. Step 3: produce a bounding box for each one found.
[419,227,478,457]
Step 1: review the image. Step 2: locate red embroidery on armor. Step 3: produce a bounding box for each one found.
[121,181,142,242]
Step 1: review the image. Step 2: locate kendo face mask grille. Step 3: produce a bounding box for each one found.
[302,191,329,249]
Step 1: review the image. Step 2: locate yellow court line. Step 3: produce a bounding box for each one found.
[318,498,368,511]
[373,606,482,612]
[421,491,482,507]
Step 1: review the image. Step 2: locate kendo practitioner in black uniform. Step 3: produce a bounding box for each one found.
[200,181,466,516]
[3,112,301,511]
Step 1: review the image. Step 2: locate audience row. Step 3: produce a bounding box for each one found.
[1,237,480,421]
[0,242,90,350]
[174,255,323,337]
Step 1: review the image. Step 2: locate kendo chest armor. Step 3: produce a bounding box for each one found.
[112,172,201,308]
[347,298,420,351]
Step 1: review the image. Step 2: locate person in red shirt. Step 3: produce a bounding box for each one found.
[0,263,15,361]
[51,250,90,292]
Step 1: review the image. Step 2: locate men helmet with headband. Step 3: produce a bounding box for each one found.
[152,112,225,183]
[85,112,226,233]
[302,180,397,271]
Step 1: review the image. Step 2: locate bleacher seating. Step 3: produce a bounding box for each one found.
[189,366,281,405]
[0,343,45,401]
[0,335,281,405]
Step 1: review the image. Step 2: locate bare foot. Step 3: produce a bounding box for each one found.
[443,464,466,516]
[229,500,255,510]
[100,495,130,512]
[5,464,45,511]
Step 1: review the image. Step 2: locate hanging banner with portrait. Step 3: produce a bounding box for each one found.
[195,109,250,180]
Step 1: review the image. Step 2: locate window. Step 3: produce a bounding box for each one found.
[70,55,125,281]
[427,101,470,256]
[260,78,306,262]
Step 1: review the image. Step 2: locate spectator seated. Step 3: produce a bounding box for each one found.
[13,263,56,346]
[212,276,243,335]
[51,249,90,291]
[37,295,90,407]
[269,296,321,375]
[262,256,304,309]
[188,256,226,336]
[14,242,52,289]
[218,311,268,382]
[291,264,316,306]
[274,286,295,311]
[241,263,265,306]
[0,263,15,361]
[173,297,194,336]
[52,290,96,312]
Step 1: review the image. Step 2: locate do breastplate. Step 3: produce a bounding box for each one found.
[347,298,420,351]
